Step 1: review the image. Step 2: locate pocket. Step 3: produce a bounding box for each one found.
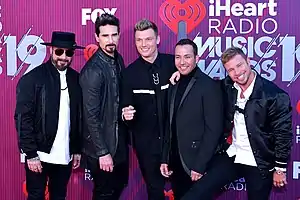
[85,134,92,141]
[191,141,201,149]
[41,86,46,141]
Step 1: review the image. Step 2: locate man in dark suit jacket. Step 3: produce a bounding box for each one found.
[160,38,224,199]
[14,31,83,200]
[181,47,293,200]
[121,19,176,200]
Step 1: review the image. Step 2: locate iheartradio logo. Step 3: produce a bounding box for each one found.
[159,0,206,34]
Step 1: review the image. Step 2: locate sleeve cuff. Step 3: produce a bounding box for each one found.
[275,160,288,169]
[275,167,286,172]
[192,164,206,175]
[96,149,109,157]
[161,157,169,164]
[25,151,38,159]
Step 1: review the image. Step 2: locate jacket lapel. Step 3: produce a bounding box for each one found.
[178,78,196,109]
[169,84,178,124]
[249,74,263,100]
[178,69,201,109]
[66,70,76,117]
[223,76,237,107]
[223,71,263,112]
[46,60,61,115]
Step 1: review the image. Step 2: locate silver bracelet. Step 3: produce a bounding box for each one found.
[28,156,40,161]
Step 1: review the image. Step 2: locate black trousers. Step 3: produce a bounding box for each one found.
[181,154,273,200]
[25,160,72,200]
[169,161,194,200]
[86,156,128,200]
[135,150,165,200]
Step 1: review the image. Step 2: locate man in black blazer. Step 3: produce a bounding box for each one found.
[14,31,83,200]
[121,19,176,200]
[160,38,224,199]
[181,47,293,200]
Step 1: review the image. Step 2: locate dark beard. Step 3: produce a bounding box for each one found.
[51,57,72,71]
[105,44,116,53]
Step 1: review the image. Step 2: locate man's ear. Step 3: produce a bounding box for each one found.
[156,35,160,45]
[195,55,200,64]
[94,33,99,43]
[247,57,251,67]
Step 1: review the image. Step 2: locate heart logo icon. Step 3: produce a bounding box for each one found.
[297,100,300,114]
[84,44,98,61]
[164,189,174,200]
[159,0,206,34]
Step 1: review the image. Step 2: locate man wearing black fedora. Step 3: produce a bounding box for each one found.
[14,31,83,200]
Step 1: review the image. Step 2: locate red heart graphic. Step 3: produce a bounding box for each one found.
[297,100,300,114]
[159,0,206,34]
[23,180,49,199]
[164,189,174,200]
[84,44,98,61]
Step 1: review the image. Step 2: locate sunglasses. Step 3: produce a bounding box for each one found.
[54,49,75,57]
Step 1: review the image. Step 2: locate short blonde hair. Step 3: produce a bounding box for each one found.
[134,19,158,36]
[221,47,247,65]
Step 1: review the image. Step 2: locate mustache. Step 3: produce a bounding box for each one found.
[105,44,116,48]
[57,59,69,62]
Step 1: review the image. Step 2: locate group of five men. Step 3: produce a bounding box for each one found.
[15,13,292,200]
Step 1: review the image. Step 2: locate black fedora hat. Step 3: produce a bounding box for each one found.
[41,31,84,49]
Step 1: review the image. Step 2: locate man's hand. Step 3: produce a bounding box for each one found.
[273,170,287,187]
[72,154,81,169]
[122,105,136,121]
[191,170,203,181]
[99,154,114,172]
[169,71,180,85]
[27,156,43,173]
[160,164,173,178]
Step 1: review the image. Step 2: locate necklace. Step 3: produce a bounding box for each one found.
[61,86,68,91]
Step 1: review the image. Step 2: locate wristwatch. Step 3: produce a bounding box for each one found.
[275,170,284,175]
[275,167,286,174]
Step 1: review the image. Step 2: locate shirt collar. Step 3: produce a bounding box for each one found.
[233,70,257,99]
[139,52,160,67]
[57,68,67,76]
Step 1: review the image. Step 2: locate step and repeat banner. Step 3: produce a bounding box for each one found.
[1,0,300,199]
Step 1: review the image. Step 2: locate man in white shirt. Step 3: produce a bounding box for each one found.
[181,47,293,200]
[15,31,83,200]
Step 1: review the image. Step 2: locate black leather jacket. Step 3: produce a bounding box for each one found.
[218,74,293,175]
[80,48,126,160]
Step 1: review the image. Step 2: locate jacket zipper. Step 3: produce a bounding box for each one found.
[41,86,46,142]
[17,114,23,153]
